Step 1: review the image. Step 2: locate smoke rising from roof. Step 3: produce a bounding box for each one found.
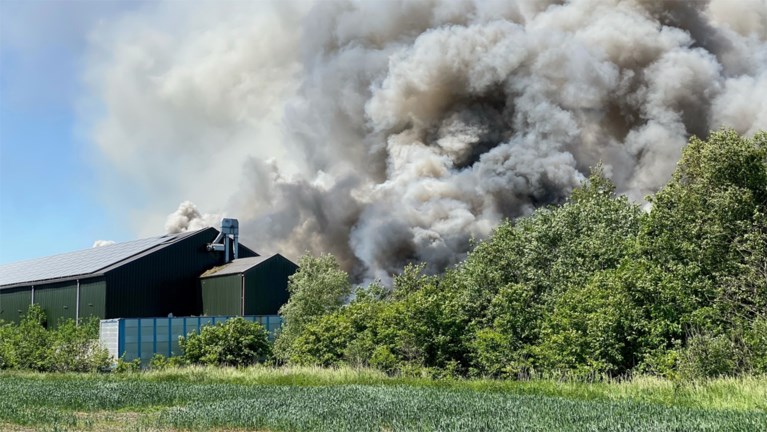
[87,0,767,281]
[165,201,220,234]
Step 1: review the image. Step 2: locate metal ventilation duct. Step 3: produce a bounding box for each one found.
[207,218,239,263]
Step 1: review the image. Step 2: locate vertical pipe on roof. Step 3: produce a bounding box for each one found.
[232,227,239,260]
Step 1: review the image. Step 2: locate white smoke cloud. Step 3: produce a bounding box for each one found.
[92,240,116,248]
[84,0,767,281]
[164,201,219,234]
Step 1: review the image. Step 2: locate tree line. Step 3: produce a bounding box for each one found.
[1,129,764,379]
[274,129,767,379]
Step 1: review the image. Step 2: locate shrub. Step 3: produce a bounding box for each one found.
[744,317,767,374]
[180,317,271,367]
[114,356,142,373]
[286,312,355,366]
[678,331,739,379]
[0,305,110,372]
[369,346,398,374]
[149,354,187,370]
[2,304,51,370]
[47,318,111,372]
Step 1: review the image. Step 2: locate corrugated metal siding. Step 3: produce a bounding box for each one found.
[104,229,254,318]
[79,278,106,320]
[201,274,241,316]
[35,282,77,325]
[244,255,297,315]
[0,287,31,323]
[105,315,281,362]
[0,278,105,325]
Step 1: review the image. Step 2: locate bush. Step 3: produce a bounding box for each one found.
[47,318,111,372]
[678,318,767,379]
[114,356,142,373]
[286,312,355,366]
[678,331,739,379]
[744,317,767,374]
[0,304,51,370]
[0,305,110,372]
[369,346,398,374]
[148,354,187,370]
[180,318,271,367]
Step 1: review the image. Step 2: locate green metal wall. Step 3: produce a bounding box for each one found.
[0,287,31,323]
[79,278,106,320]
[0,277,106,325]
[201,274,241,316]
[244,255,297,315]
[35,282,77,325]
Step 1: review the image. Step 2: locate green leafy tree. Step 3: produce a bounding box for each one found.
[627,129,767,373]
[465,166,642,376]
[637,130,767,327]
[468,283,539,377]
[274,254,352,361]
[285,282,394,367]
[180,317,270,367]
[533,268,644,376]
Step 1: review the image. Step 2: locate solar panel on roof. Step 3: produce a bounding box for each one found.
[0,230,202,287]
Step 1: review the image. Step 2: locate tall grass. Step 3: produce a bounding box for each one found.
[106,365,767,411]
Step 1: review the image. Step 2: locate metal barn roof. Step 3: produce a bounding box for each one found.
[0,229,207,288]
[200,254,286,278]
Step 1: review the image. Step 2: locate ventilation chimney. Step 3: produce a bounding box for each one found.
[207,218,239,263]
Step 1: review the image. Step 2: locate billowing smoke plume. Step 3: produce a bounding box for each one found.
[88,0,767,281]
[164,201,219,234]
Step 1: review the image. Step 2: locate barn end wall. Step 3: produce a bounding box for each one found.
[244,255,297,315]
[201,274,242,316]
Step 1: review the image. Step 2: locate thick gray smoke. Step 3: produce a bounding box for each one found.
[87,0,767,281]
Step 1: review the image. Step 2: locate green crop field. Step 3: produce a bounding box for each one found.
[1,367,766,431]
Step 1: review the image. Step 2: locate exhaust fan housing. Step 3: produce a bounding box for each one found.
[207,218,239,263]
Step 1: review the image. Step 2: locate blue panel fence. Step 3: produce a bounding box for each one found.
[99,315,282,363]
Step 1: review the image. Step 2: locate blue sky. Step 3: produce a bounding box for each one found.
[0,1,145,264]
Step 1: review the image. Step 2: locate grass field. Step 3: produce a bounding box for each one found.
[1,366,765,431]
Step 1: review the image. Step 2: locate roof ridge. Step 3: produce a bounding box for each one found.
[0,228,214,288]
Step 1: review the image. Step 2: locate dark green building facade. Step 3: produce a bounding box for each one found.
[0,227,292,325]
[200,254,297,316]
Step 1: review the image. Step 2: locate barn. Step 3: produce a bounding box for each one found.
[200,254,297,316]
[0,220,296,325]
